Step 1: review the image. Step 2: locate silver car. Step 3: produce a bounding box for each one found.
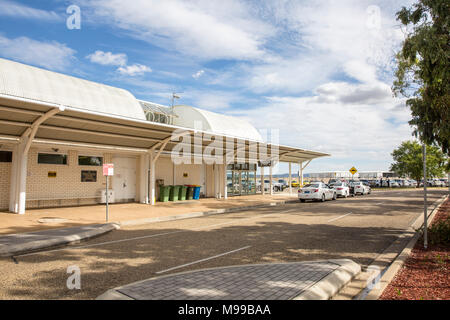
[350,181,371,195]
[298,182,337,202]
[331,182,350,198]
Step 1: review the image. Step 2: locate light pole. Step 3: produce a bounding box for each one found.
[171,92,180,109]
[422,143,428,249]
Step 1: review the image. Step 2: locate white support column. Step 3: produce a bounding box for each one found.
[9,144,19,212]
[299,162,303,187]
[261,167,265,195]
[289,162,292,195]
[10,142,28,214]
[139,153,149,204]
[223,164,228,199]
[269,165,273,195]
[173,162,176,185]
[149,151,156,205]
[214,164,220,199]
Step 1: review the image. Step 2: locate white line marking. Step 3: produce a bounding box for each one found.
[156,246,251,274]
[327,212,352,223]
[15,211,280,257]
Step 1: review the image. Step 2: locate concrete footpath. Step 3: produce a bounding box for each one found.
[0,197,298,257]
[97,259,361,300]
[0,223,119,257]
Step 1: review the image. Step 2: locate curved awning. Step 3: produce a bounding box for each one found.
[0,58,330,163]
[173,105,264,142]
[0,58,146,121]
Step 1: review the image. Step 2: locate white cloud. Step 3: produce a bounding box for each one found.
[232,80,412,171]
[84,0,274,60]
[0,0,61,21]
[117,64,152,76]
[86,50,127,66]
[0,35,75,71]
[192,69,205,79]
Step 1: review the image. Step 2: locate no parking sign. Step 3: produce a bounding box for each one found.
[102,163,114,222]
[103,163,114,176]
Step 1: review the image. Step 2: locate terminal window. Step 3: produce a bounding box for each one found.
[0,151,12,162]
[78,156,103,166]
[38,153,68,165]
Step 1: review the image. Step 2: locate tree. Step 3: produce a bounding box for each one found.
[390,140,446,184]
[393,0,449,156]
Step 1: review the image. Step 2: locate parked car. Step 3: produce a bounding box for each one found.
[368,180,379,188]
[298,182,337,202]
[263,180,283,192]
[408,180,418,187]
[330,182,351,198]
[277,179,288,191]
[350,181,371,195]
[440,179,449,187]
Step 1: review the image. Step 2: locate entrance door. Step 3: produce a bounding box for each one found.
[112,156,137,202]
[232,171,240,196]
[241,171,249,195]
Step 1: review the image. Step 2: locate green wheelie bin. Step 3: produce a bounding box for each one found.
[159,185,170,202]
[169,185,180,201]
[178,185,187,201]
[186,185,194,200]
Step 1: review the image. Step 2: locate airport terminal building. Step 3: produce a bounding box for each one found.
[0,58,328,214]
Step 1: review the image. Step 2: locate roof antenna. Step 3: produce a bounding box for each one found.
[171,92,181,112]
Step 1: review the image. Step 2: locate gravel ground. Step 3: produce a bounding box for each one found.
[380,199,450,300]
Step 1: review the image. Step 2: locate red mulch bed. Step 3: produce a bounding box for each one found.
[380,198,450,300]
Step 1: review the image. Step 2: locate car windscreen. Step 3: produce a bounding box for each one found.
[304,184,320,188]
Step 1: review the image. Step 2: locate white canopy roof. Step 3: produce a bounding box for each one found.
[173,105,264,142]
[0,58,145,120]
[0,58,329,163]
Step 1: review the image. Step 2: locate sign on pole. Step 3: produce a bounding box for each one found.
[102,164,114,222]
[103,163,114,176]
[349,167,358,175]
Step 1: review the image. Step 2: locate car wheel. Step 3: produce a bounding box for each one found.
[321,194,326,202]
[300,199,306,203]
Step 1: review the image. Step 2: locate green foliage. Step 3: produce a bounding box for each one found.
[393,0,450,156]
[390,140,447,182]
[427,217,450,245]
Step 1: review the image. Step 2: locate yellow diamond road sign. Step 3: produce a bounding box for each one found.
[349,167,357,175]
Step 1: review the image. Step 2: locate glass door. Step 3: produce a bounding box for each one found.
[226,170,233,195]
[241,171,249,195]
[248,170,256,194]
[232,171,240,196]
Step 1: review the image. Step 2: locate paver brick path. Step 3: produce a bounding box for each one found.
[117,261,339,300]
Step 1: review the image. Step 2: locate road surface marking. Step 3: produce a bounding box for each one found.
[156,246,251,274]
[15,211,286,257]
[327,212,352,223]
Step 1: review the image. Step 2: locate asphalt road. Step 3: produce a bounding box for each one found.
[0,189,447,300]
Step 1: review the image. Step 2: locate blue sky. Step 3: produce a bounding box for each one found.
[0,0,416,174]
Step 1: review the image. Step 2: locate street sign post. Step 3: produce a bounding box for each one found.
[103,164,114,222]
[349,167,357,181]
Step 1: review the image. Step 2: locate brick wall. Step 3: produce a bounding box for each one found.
[26,148,114,209]
[0,162,11,210]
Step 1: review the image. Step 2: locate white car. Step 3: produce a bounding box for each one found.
[350,181,371,195]
[263,180,282,192]
[409,180,418,187]
[433,179,445,187]
[298,182,337,202]
[331,182,350,198]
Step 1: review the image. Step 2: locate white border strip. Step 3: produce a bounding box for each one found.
[155,246,251,274]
